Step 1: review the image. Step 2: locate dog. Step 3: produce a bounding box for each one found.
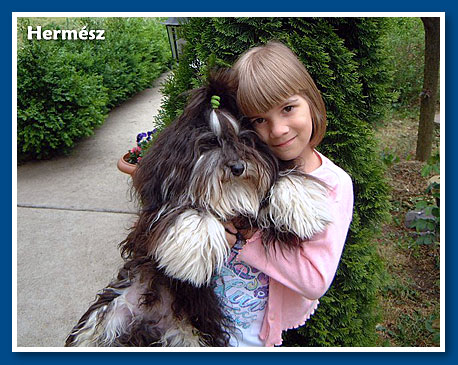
[65,70,331,347]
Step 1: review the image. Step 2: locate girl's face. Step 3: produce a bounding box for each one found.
[249,95,314,162]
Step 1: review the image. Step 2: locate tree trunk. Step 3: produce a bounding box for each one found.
[415,17,440,161]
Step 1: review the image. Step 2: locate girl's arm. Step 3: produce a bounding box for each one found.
[237,170,353,300]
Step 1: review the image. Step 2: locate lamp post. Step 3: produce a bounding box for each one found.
[163,17,187,61]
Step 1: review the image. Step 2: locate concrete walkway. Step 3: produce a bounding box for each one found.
[16,72,170,348]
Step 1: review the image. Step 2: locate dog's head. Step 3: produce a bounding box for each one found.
[134,69,279,222]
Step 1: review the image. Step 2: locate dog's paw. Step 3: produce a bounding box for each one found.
[258,173,332,240]
[154,209,230,287]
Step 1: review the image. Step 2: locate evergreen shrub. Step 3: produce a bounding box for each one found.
[157,17,391,346]
[17,17,171,161]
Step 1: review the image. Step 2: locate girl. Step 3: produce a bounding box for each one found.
[214,41,354,347]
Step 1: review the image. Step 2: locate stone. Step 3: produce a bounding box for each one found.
[405,209,435,230]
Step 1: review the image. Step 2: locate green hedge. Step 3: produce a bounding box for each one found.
[156,17,391,347]
[17,17,171,161]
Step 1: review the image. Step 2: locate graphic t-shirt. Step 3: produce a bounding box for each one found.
[212,240,269,346]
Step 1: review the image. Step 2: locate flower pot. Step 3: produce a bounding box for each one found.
[117,153,137,176]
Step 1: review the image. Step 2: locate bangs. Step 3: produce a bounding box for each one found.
[235,47,306,117]
[237,72,297,117]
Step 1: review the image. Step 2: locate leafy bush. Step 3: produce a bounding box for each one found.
[17,17,171,161]
[156,17,391,346]
[81,18,172,107]
[411,152,440,245]
[383,18,425,116]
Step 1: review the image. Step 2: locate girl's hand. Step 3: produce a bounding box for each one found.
[238,227,258,240]
[223,221,238,248]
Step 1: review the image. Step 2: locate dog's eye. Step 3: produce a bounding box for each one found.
[197,137,219,154]
[198,145,212,154]
[238,130,259,147]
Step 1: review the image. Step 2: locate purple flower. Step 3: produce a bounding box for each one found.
[136,132,147,143]
[129,130,159,164]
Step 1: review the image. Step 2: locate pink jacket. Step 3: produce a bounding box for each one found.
[236,152,354,346]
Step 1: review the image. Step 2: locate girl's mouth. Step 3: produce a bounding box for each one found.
[272,136,296,148]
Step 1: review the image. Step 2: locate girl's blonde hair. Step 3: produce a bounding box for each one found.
[232,41,327,148]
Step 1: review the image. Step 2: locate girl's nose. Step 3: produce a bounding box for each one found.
[269,119,289,138]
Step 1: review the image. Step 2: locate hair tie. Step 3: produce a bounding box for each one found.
[211,95,221,109]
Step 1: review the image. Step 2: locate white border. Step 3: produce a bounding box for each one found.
[12,12,18,353]
[12,12,445,353]
[12,12,447,17]
[439,12,445,354]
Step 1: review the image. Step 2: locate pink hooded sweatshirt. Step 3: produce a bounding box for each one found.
[236,152,354,346]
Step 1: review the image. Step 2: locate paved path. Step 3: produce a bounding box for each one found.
[16,72,170,348]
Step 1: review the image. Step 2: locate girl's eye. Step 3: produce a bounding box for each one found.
[284,105,294,113]
[252,118,265,124]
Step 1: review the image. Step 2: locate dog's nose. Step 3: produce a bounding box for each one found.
[229,162,245,176]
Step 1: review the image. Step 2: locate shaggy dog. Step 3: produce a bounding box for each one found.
[65,70,331,347]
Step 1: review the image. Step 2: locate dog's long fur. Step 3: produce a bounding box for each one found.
[65,70,332,347]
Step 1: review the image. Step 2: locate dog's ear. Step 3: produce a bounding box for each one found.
[132,122,201,212]
[258,172,332,247]
[152,209,230,287]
